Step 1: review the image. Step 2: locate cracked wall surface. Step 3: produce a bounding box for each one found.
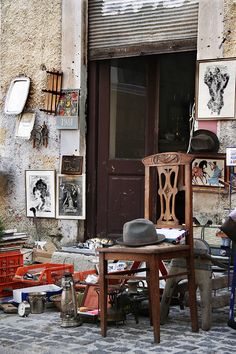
[0,0,62,242]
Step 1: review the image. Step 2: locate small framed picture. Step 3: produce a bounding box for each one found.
[25,170,56,218]
[56,89,80,129]
[61,155,83,175]
[56,174,85,219]
[226,147,236,166]
[192,154,229,192]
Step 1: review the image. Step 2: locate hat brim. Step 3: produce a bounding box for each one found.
[190,129,219,153]
[116,234,165,247]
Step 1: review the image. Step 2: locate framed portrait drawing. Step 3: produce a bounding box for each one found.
[56,174,85,220]
[25,170,56,218]
[61,155,83,175]
[192,154,229,192]
[196,58,236,120]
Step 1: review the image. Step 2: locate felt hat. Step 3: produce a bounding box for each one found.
[117,218,165,247]
[190,129,219,153]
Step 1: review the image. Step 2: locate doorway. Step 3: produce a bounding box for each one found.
[87,51,196,240]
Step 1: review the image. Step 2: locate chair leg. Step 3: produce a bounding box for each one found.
[146,268,153,326]
[148,255,161,344]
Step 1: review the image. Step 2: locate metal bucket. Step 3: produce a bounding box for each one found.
[28,292,46,314]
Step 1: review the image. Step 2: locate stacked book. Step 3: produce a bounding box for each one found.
[156,228,187,244]
[0,229,29,252]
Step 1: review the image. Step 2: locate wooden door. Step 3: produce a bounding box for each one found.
[96,57,157,238]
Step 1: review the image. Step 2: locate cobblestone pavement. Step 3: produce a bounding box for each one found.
[0,303,236,354]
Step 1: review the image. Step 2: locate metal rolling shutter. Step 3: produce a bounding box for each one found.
[89,0,199,60]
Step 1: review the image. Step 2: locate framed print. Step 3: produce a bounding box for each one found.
[56,174,85,220]
[25,170,56,218]
[61,155,83,175]
[56,89,80,130]
[192,154,229,192]
[196,58,236,120]
[226,147,236,166]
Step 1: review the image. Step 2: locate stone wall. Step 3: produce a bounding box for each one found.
[0,0,62,240]
[223,0,236,57]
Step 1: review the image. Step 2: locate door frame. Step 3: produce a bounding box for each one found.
[86,61,99,240]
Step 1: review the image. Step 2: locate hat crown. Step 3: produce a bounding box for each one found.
[190,129,219,153]
[122,218,159,246]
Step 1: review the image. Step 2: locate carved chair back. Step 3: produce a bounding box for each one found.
[142,152,194,245]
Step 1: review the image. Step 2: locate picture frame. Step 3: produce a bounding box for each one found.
[196,58,236,120]
[56,174,85,219]
[61,155,83,175]
[192,154,229,192]
[56,89,80,130]
[25,170,56,218]
[226,147,236,166]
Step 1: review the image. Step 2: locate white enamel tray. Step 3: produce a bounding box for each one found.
[4,76,30,115]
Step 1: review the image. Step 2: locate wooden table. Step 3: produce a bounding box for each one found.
[98,244,198,344]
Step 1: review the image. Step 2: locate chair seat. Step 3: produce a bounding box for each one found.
[99,243,190,256]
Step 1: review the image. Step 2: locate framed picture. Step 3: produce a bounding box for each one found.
[61,155,83,175]
[192,154,229,192]
[56,89,80,130]
[25,170,56,218]
[226,147,236,166]
[196,58,236,120]
[56,174,85,219]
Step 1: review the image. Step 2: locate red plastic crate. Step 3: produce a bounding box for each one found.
[0,251,23,284]
[73,269,97,282]
[0,281,29,298]
[13,263,74,286]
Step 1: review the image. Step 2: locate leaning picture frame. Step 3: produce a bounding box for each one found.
[61,155,83,175]
[25,170,56,218]
[196,58,236,120]
[192,154,229,192]
[56,174,85,220]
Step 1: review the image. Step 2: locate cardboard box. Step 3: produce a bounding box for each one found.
[13,284,62,303]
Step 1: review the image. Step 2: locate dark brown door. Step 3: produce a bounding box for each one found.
[96,57,157,238]
[86,52,196,240]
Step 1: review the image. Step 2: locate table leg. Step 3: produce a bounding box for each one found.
[186,257,199,332]
[99,253,108,337]
[146,263,153,326]
[149,255,160,344]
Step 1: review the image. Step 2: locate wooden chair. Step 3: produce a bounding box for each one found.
[142,152,198,323]
[98,152,198,343]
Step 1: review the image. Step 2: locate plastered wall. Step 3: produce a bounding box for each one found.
[0,0,69,243]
